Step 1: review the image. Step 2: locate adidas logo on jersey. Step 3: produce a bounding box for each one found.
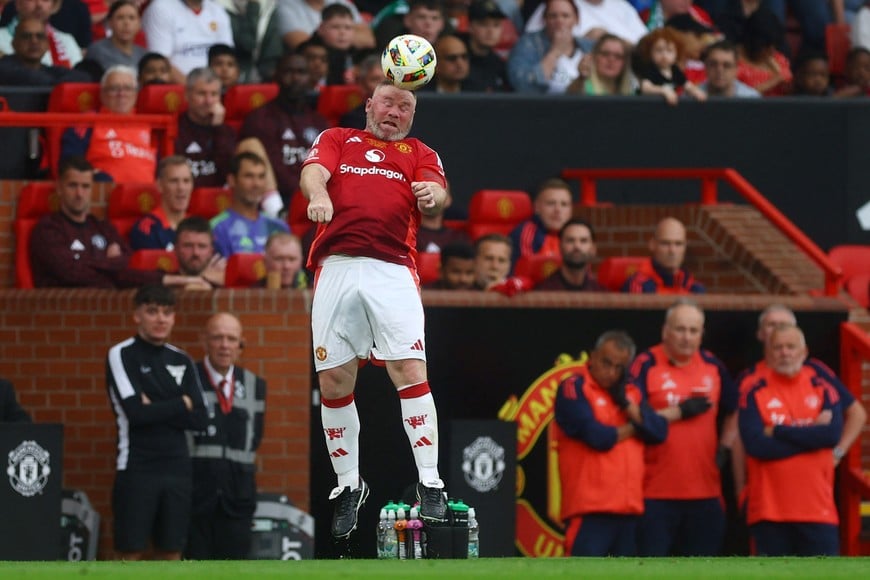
[330,448,348,458]
[282,128,296,140]
[410,339,424,351]
[70,239,85,251]
[345,136,362,143]
[412,436,433,448]
[105,129,118,139]
[185,141,203,154]
[767,398,783,409]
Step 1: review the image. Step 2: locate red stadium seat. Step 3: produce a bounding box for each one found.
[467,189,533,240]
[596,256,646,292]
[287,190,314,238]
[317,85,365,126]
[108,183,161,239]
[845,273,870,308]
[14,182,60,289]
[136,83,186,115]
[514,254,561,286]
[46,83,100,178]
[128,249,179,272]
[188,187,232,219]
[828,245,870,282]
[416,252,441,285]
[225,253,267,288]
[223,83,278,130]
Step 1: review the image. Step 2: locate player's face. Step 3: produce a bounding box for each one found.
[588,340,631,391]
[468,18,503,49]
[662,304,704,362]
[704,49,737,93]
[210,55,240,89]
[441,257,475,289]
[535,187,572,232]
[186,78,222,124]
[594,39,627,80]
[757,309,796,344]
[158,163,193,214]
[560,223,595,268]
[404,7,445,42]
[474,240,511,287]
[135,303,175,345]
[101,71,138,113]
[650,220,686,272]
[175,231,213,275]
[57,168,93,222]
[365,84,416,141]
[229,159,267,208]
[204,314,243,373]
[766,327,807,377]
[319,15,354,50]
[108,4,140,43]
[265,238,303,287]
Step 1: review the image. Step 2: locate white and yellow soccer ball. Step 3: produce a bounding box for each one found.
[381,34,437,91]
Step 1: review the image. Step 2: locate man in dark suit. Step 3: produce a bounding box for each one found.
[186,312,266,560]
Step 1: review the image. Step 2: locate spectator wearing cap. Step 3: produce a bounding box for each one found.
[697,39,761,97]
[463,0,512,91]
[524,0,648,45]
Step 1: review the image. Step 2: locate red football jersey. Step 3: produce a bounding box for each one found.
[303,128,446,269]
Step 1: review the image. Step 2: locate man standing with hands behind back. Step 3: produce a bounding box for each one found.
[187,312,266,559]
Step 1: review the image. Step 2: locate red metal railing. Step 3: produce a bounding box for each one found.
[839,322,870,556]
[561,167,842,296]
[0,110,177,157]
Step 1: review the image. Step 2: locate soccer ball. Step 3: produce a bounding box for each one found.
[381,34,437,91]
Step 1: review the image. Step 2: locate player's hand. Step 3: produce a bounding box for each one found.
[489,276,530,297]
[307,192,334,223]
[141,393,151,405]
[609,378,630,409]
[210,100,226,126]
[664,87,679,106]
[678,396,712,419]
[182,394,193,411]
[412,181,438,210]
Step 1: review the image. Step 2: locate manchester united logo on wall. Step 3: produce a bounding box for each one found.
[7,440,51,497]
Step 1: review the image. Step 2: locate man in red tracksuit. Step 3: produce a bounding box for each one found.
[554,330,668,556]
[738,324,843,556]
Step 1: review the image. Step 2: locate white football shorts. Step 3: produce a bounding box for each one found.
[311,255,426,371]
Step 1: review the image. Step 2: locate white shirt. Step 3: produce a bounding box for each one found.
[204,356,234,399]
[525,0,648,45]
[276,0,363,36]
[143,0,235,75]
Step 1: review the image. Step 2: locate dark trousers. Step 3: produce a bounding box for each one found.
[185,505,253,560]
[638,498,725,556]
[750,521,839,556]
[568,513,639,557]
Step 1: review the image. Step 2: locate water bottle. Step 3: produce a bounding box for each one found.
[467,507,479,559]
[377,508,391,559]
[395,507,408,560]
[383,511,398,559]
[408,507,423,559]
[450,499,469,558]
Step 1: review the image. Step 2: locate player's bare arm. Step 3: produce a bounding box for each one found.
[413,181,447,216]
[301,163,334,223]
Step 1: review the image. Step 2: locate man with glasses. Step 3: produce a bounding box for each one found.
[420,34,484,92]
[0,16,87,84]
[0,0,82,68]
[59,64,158,183]
[698,40,761,98]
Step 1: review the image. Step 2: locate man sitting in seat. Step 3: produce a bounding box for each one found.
[130,156,195,250]
[0,0,82,68]
[29,156,199,289]
[508,177,574,267]
[536,218,603,291]
[60,65,157,184]
[622,217,705,294]
[0,17,88,85]
[425,241,476,290]
[210,152,290,257]
[260,232,309,289]
[172,216,225,288]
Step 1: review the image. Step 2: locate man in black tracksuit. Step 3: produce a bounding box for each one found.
[186,312,266,559]
[106,285,208,560]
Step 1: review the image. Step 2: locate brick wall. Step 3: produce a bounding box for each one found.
[0,289,312,559]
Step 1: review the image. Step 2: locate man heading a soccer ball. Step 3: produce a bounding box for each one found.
[300,78,450,543]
